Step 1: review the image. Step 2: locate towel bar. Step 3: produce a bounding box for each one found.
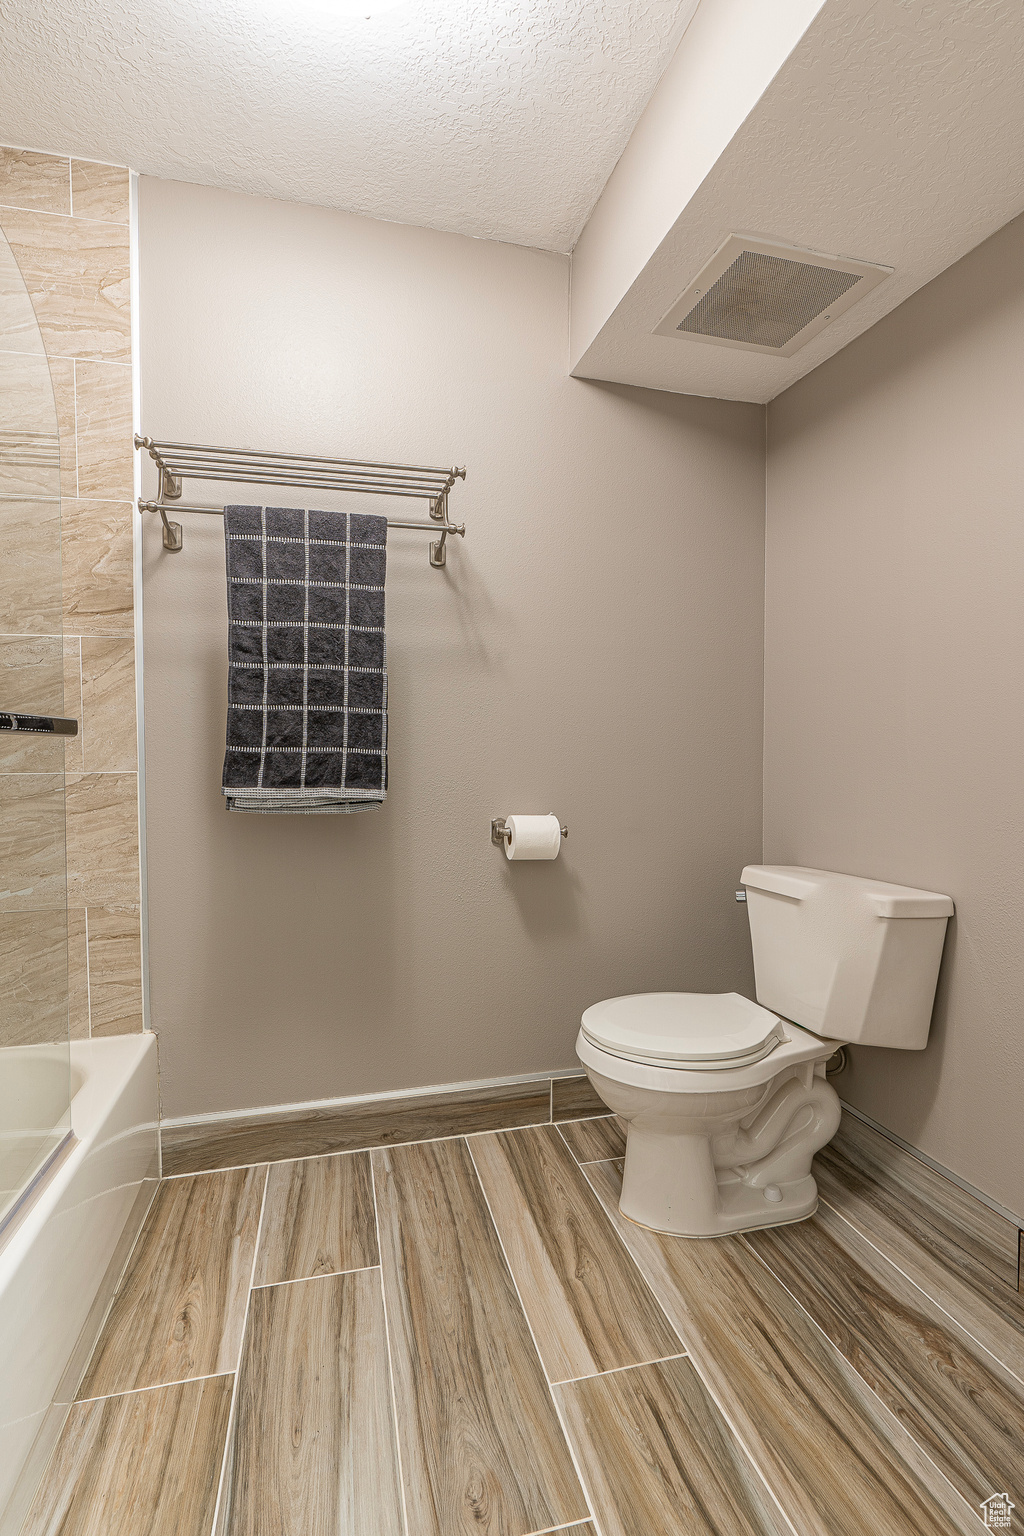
[136,437,467,566]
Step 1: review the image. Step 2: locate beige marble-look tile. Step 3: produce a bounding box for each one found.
[71,160,130,225]
[0,772,66,909]
[0,148,71,216]
[48,352,78,495]
[0,222,47,357]
[0,634,66,771]
[0,431,60,499]
[74,359,133,500]
[61,497,134,634]
[552,1074,607,1120]
[0,497,63,634]
[65,772,140,906]
[22,1376,234,1536]
[62,634,84,770]
[0,206,130,362]
[79,1166,267,1398]
[80,636,136,770]
[68,903,90,1037]
[0,344,63,437]
[0,909,70,1045]
[86,905,144,1035]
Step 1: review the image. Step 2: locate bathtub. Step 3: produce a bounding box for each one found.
[0,1044,76,1237]
[0,1033,158,1530]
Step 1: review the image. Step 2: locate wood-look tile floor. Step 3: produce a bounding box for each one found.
[23,1113,1024,1536]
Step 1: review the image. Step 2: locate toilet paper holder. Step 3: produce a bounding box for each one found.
[491,817,568,847]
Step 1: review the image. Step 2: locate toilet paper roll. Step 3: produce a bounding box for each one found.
[505,814,562,861]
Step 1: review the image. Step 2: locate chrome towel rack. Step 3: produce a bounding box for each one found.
[135,437,467,567]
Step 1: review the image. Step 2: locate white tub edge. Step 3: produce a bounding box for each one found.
[0,1032,159,1530]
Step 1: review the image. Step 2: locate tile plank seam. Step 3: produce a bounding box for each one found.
[554,1121,621,1167]
[524,1523,595,1536]
[75,1368,236,1406]
[817,1194,1024,1389]
[251,1261,381,1291]
[736,1229,995,1534]
[206,1162,272,1536]
[368,1148,413,1536]
[576,1158,804,1536]
[463,1135,600,1534]
[549,1350,690,1387]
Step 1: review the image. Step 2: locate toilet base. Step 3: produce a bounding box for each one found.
[619,1151,820,1238]
[577,1027,843,1240]
[620,1191,819,1240]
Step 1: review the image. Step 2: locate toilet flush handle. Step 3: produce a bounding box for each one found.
[735,890,747,902]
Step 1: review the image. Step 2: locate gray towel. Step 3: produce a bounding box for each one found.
[222,505,387,813]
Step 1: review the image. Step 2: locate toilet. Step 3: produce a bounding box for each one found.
[577,865,954,1238]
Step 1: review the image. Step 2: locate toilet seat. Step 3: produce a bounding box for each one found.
[580,991,786,1071]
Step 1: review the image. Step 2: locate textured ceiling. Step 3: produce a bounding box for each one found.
[0,0,698,252]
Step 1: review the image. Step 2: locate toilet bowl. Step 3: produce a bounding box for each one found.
[577,994,842,1237]
[578,865,954,1239]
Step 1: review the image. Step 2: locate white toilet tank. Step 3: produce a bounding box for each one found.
[740,866,954,1049]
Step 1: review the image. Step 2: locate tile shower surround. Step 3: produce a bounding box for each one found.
[22,1107,1024,1535]
[0,146,142,1042]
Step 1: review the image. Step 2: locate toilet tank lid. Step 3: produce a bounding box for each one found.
[580,992,785,1064]
[740,866,954,919]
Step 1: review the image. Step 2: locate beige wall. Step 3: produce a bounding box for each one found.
[766,210,1024,1216]
[0,147,143,1042]
[138,176,765,1119]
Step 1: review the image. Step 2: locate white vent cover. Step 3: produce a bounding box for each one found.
[654,236,892,357]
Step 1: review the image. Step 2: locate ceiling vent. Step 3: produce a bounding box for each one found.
[654,236,892,357]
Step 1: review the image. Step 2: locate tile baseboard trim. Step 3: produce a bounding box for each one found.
[159,1073,604,1177]
[840,1099,1023,1230]
[159,1068,587,1132]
